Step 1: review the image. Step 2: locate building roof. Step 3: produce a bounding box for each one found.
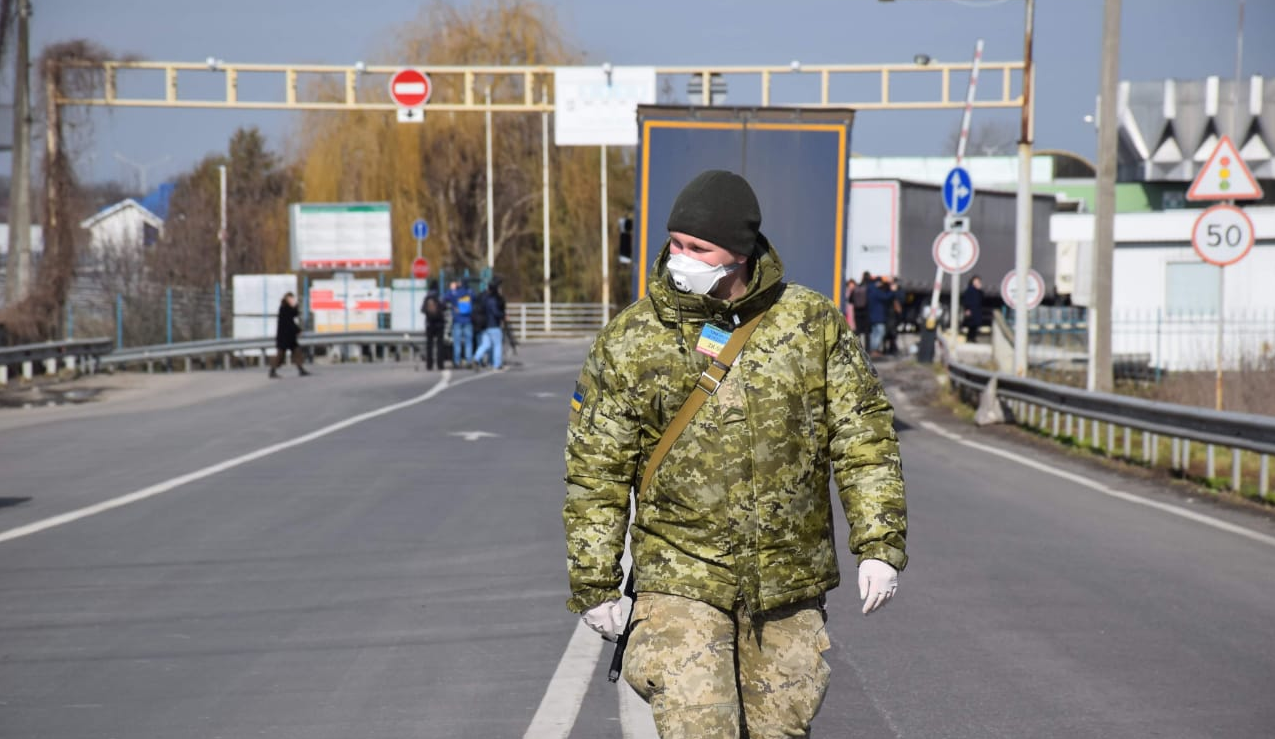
[79,199,165,231]
[79,182,174,230]
[138,182,174,221]
[1119,76,1274,182]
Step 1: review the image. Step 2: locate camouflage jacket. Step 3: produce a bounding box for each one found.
[563,239,907,616]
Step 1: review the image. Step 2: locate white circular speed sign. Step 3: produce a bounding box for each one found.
[931,231,980,274]
[1191,204,1255,267]
[1000,268,1045,310]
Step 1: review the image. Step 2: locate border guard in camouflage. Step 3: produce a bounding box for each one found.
[564,169,908,738]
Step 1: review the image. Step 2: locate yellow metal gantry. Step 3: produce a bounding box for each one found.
[58,60,1028,112]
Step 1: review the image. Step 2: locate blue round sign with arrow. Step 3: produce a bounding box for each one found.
[942,167,974,215]
[412,218,429,240]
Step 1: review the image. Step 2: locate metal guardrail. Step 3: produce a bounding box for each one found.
[506,302,610,339]
[947,360,1273,498]
[100,331,428,368]
[0,338,115,365]
[0,338,115,384]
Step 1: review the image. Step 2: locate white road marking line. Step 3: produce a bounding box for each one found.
[522,619,606,739]
[916,419,1275,549]
[449,430,500,441]
[0,371,481,545]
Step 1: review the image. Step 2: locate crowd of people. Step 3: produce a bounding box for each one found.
[843,272,905,358]
[843,272,986,357]
[420,276,509,371]
[266,278,511,379]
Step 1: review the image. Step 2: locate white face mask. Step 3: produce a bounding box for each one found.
[667,253,738,295]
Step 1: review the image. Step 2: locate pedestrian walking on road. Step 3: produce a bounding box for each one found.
[962,274,985,344]
[472,277,507,370]
[421,282,447,370]
[851,271,871,348]
[444,280,476,368]
[842,277,858,330]
[564,169,908,738]
[866,274,893,357]
[269,292,310,378]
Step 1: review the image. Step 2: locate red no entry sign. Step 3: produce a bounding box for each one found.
[389,68,432,108]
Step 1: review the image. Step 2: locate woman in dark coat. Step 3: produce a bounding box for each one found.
[269,292,310,378]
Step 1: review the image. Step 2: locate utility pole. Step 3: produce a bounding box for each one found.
[219,164,228,290]
[1088,0,1121,393]
[5,0,33,305]
[1011,0,1035,376]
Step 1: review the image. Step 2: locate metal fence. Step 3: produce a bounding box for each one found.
[1006,306,1275,379]
[507,303,610,340]
[57,279,612,349]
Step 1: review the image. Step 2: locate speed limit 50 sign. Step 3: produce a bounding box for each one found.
[1191,204,1255,267]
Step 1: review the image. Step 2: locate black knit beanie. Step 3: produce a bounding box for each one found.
[666,170,761,257]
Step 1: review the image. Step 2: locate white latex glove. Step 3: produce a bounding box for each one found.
[582,599,625,642]
[858,559,899,616]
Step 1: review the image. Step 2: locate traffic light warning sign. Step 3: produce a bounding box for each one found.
[1187,135,1264,202]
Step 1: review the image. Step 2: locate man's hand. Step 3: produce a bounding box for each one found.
[858,559,899,616]
[582,599,625,641]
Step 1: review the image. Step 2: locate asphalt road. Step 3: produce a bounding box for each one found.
[1,341,1273,738]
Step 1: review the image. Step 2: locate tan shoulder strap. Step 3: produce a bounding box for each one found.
[638,311,767,498]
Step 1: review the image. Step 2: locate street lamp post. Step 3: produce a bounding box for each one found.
[219,164,228,291]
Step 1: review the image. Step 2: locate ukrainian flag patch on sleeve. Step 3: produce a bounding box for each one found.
[571,382,586,413]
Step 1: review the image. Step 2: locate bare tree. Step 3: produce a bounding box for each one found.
[293,0,635,303]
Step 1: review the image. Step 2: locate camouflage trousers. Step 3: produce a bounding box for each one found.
[622,592,832,738]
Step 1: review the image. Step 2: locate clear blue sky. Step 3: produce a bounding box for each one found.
[10,0,1274,190]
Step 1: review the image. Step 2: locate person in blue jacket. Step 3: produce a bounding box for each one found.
[866,275,894,356]
[444,280,476,368]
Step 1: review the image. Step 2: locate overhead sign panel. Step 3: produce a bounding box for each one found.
[289,202,392,271]
[1187,135,1263,201]
[554,66,657,146]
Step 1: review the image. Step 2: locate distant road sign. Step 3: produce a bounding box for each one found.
[1191,204,1255,267]
[412,218,429,240]
[942,166,974,215]
[389,68,432,108]
[1000,268,1045,310]
[411,257,431,280]
[1187,136,1263,201]
[932,231,980,274]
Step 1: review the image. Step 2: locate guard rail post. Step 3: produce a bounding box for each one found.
[1232,449,1242,491]
[166,287,173,345]
[945,359,1275,503]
